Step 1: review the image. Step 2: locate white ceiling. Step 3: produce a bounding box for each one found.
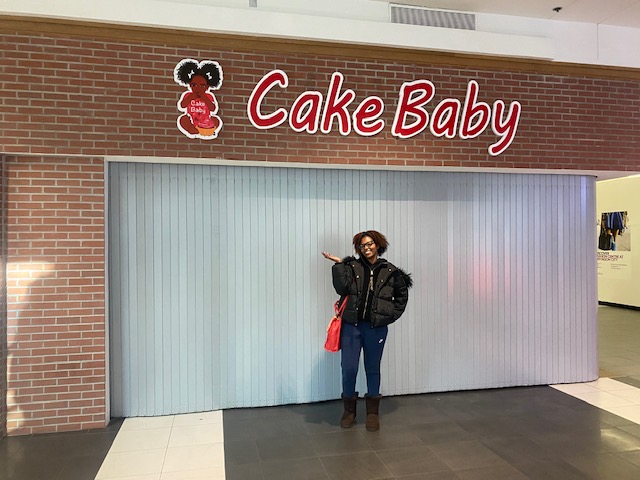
[390,0,640,28]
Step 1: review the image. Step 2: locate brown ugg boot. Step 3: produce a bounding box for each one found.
[365,395,382,431]
[340,394,358,428]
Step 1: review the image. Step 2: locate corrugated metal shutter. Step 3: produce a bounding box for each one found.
[108,162,597,417]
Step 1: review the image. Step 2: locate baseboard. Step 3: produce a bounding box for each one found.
[598,301,640,311]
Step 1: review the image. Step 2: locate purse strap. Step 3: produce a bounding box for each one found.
[335,296,348,317]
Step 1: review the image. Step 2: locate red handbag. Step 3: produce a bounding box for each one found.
[324,296,347,352]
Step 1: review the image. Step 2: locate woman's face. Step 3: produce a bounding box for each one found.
[189,75,208,95]
[358,235,378,262]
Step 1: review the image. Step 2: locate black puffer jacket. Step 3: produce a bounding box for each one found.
[332,256,413,328]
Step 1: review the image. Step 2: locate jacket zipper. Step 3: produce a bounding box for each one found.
[362,267,374,322]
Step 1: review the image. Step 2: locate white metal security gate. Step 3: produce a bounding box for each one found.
[108,162,597,417]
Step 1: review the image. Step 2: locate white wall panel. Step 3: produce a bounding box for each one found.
[597,176,640,307]
[108,163,597,416]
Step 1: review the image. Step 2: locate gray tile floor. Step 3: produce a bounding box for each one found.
[223,385,640,479]
[224,305,640,480]
[2,305,640,479]
[0,418,123,480]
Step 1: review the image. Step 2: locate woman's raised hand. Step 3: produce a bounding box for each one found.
[321,252,341,263]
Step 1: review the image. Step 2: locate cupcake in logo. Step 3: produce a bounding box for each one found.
[174,59,223,139]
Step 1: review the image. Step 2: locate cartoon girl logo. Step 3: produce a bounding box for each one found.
[174,59,223,139]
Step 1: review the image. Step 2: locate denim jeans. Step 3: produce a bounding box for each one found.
[340,321,388,397]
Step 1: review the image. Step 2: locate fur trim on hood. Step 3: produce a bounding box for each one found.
[396,267,413,289]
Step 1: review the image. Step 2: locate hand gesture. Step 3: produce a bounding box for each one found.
[321,251,341,263]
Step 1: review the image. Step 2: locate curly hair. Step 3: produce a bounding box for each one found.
[352,230,389,256]
[174,59,223,89]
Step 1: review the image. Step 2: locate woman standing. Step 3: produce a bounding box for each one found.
[322,230,412,431]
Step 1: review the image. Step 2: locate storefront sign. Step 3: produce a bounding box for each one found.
[248,70,521,156]
[173,60,522,155]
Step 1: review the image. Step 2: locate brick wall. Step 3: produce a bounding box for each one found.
[0,32,639,170]
[4,156,105,435]
[0,155,7,438]
[1,29,639,435]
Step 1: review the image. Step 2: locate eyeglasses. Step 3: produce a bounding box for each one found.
[359,241,375,250]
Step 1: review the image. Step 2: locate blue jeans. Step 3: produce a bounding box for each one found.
[340,322,388,397]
